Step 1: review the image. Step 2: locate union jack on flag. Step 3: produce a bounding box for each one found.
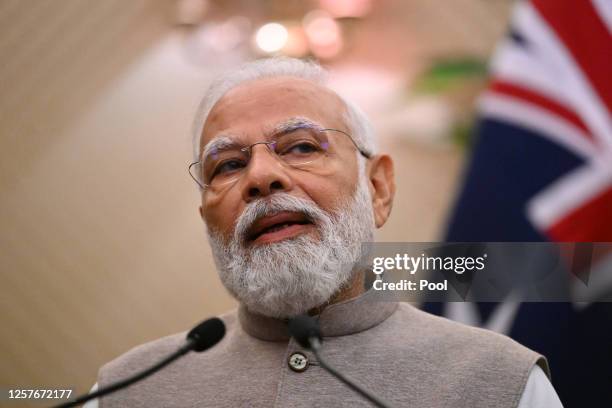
[423,0,612,406]
[478,0,612,241]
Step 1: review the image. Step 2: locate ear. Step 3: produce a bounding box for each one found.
[366,154,395,228]
[199,205,205,220]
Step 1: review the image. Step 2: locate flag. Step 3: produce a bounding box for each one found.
[423,0,612,406]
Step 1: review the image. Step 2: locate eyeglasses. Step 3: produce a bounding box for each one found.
[189,127,370,191]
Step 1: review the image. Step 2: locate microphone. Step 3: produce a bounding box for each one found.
[53,317,225,408]
[288,315,322,349]
[187,318,226,351]
[288,315,392,408]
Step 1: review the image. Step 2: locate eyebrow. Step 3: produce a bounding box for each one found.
[201,136,240,160]
[200,117,325,160]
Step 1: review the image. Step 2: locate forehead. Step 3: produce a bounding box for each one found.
[201,77,346,149]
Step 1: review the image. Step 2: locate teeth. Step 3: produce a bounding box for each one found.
[265,223,292,234]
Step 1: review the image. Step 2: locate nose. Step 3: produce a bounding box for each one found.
[240,144,294,202]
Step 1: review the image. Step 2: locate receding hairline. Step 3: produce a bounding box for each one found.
[192,57,376,163]
[199,76,351,157]
[204,75,346,122]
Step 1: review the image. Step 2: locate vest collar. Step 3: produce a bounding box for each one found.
[238,290,398,341]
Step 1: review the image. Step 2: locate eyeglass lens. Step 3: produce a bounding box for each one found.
[192,128,331,189]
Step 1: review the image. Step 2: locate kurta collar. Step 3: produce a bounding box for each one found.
[238,290,398,341]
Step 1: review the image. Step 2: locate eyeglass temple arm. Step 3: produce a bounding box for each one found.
[321,128,372,159]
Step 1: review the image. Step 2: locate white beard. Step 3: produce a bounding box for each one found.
[207,171,375,318]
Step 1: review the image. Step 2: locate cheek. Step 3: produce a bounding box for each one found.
[202,194,242,237]
[327,156,360,195]
[298,167,359,211]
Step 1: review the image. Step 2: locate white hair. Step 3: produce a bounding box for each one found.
[207,164,375,318]
[191,57,377,162]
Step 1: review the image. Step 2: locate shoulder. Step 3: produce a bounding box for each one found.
[385,303,549,375]
[99,310,239,382]
[374,303,550,407]
[391,303,535,350]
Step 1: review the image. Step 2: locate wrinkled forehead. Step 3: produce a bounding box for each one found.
[199,77,347,155]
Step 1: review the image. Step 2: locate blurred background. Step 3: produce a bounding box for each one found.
[1,0,610,407]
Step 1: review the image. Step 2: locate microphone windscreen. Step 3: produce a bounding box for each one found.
[288,315,321,349]
[187,317,226,352]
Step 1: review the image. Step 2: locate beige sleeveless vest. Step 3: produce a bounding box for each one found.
[98,294,548,407]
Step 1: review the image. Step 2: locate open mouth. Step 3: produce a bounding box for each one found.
[247,211,315,244]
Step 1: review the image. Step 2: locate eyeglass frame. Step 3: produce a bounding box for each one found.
[188,127,371,191]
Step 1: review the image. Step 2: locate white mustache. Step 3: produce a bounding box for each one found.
[208,170,375,318]
[234,194,330,244]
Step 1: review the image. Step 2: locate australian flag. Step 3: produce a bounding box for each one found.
[423,0,612,406]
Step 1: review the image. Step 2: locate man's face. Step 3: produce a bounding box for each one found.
[199,77,361,242]
[198,77,378,318]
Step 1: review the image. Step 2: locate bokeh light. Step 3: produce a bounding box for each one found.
[303,10,343,59]
[319,0,372,18]
[255,22,289,53]
[282,23,309,57]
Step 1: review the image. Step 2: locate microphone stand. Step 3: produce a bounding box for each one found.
[52,317,225,408]
[52,341,194,408]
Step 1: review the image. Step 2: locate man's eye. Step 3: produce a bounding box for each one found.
[213,160,245,177]
[283,142,319,155]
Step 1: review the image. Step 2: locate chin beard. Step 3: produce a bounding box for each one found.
[207,173,375,318]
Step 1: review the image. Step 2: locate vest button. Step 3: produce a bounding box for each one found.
[288,352,309,372]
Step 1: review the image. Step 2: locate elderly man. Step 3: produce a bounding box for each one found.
[92,58,562,407]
